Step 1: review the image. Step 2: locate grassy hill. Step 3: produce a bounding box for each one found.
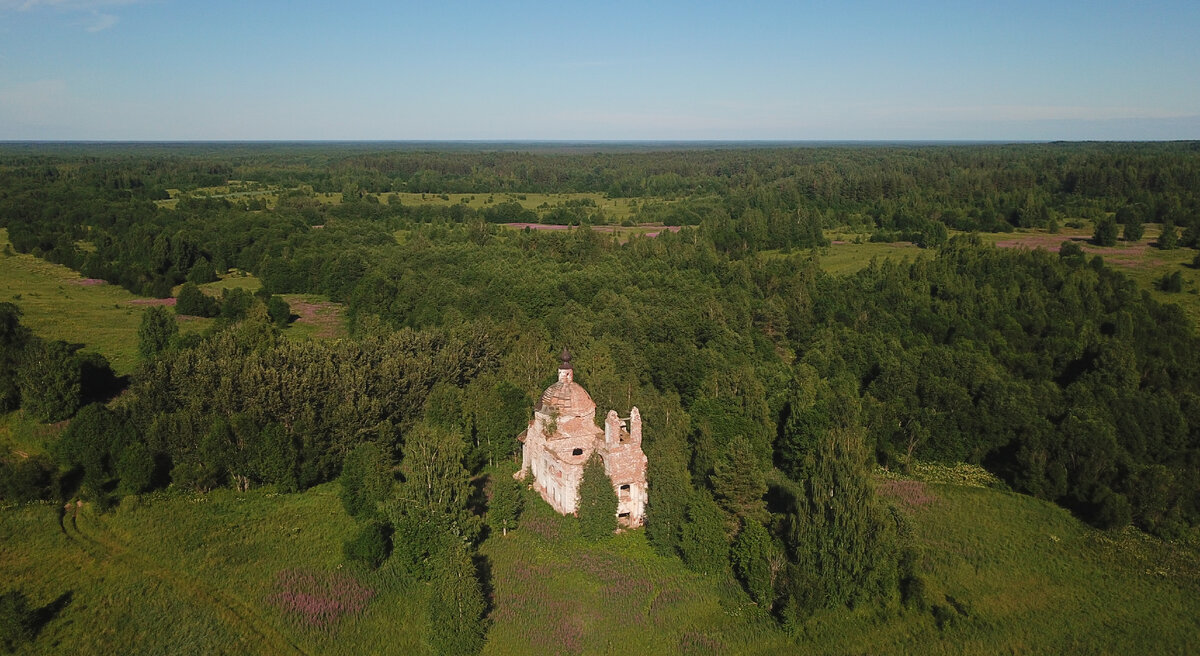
[2,468,1196,655]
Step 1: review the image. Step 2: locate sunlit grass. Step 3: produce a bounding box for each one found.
[0,484,430,655]
[0,228,205,376]
[0,410,66,458]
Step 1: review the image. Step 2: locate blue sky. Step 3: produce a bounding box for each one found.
[0,0,1197,140]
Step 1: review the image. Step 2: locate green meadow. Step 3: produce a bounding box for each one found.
[0,228,208,376]
[2,466,1196,655]
[0,230,345,381]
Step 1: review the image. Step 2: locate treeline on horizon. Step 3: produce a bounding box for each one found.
[2,142,1200,640]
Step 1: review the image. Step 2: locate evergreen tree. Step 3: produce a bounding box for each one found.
[137,306,177,359]
[1093,217,1119,246]
[711,435,768,525]
[731,518,778,610]
[577,452,617,541]
[253,422,300,492]
[487,466,523,537]
[186,258,218,284]
[679,490,729,575]
[1158,221,1179,249]
[1182,220,1200,248]
[1122,218,1144,242]
[266,295,292,327]
[784,426,896,610]
[218,288,254,321]
[428,542,488,656]
[644,433,693,557]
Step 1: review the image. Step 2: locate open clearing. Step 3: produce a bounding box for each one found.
[0,229,206,375]
[982,224,1200,326]
[388,192,649,223]
[159,185,664,225]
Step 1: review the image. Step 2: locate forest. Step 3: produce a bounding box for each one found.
[1,142,1199,654]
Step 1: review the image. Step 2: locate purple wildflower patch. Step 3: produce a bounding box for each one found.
[878,479,938,508]
[267,569,374,631]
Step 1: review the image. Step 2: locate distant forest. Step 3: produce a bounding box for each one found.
[2,142,1199,629]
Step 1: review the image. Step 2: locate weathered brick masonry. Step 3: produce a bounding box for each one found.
[516,350,648,527]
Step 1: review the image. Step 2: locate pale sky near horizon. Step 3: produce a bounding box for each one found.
[0,0,1197,140]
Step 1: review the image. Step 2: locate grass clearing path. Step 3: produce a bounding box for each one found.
[60,504,309,656]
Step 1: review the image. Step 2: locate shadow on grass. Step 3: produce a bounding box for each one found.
[473,553,495,617]
[32,590,73,638]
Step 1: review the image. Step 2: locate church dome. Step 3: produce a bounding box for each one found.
[535,348,595,417]
[536,380,596,417]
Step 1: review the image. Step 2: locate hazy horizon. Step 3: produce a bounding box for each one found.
[1,1,1197,141]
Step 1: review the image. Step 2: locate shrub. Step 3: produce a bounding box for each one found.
[339,440,393,519]
[900,575,931,612]
[679,491,729,575]
[266,295,292,327]
[731,518,777,609]
[1156,271,1183,293]
[428,542,487,656]
[0,456,55,503]
[387,502,448,581]
[1092,217,1118,246]
[1091,486,1133,529]
[175,282,217,317]
[344,519,393,570]
[114,442,155,495]
[186,259,218,284]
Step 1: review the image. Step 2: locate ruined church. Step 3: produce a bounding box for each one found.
[516,350,648,527]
